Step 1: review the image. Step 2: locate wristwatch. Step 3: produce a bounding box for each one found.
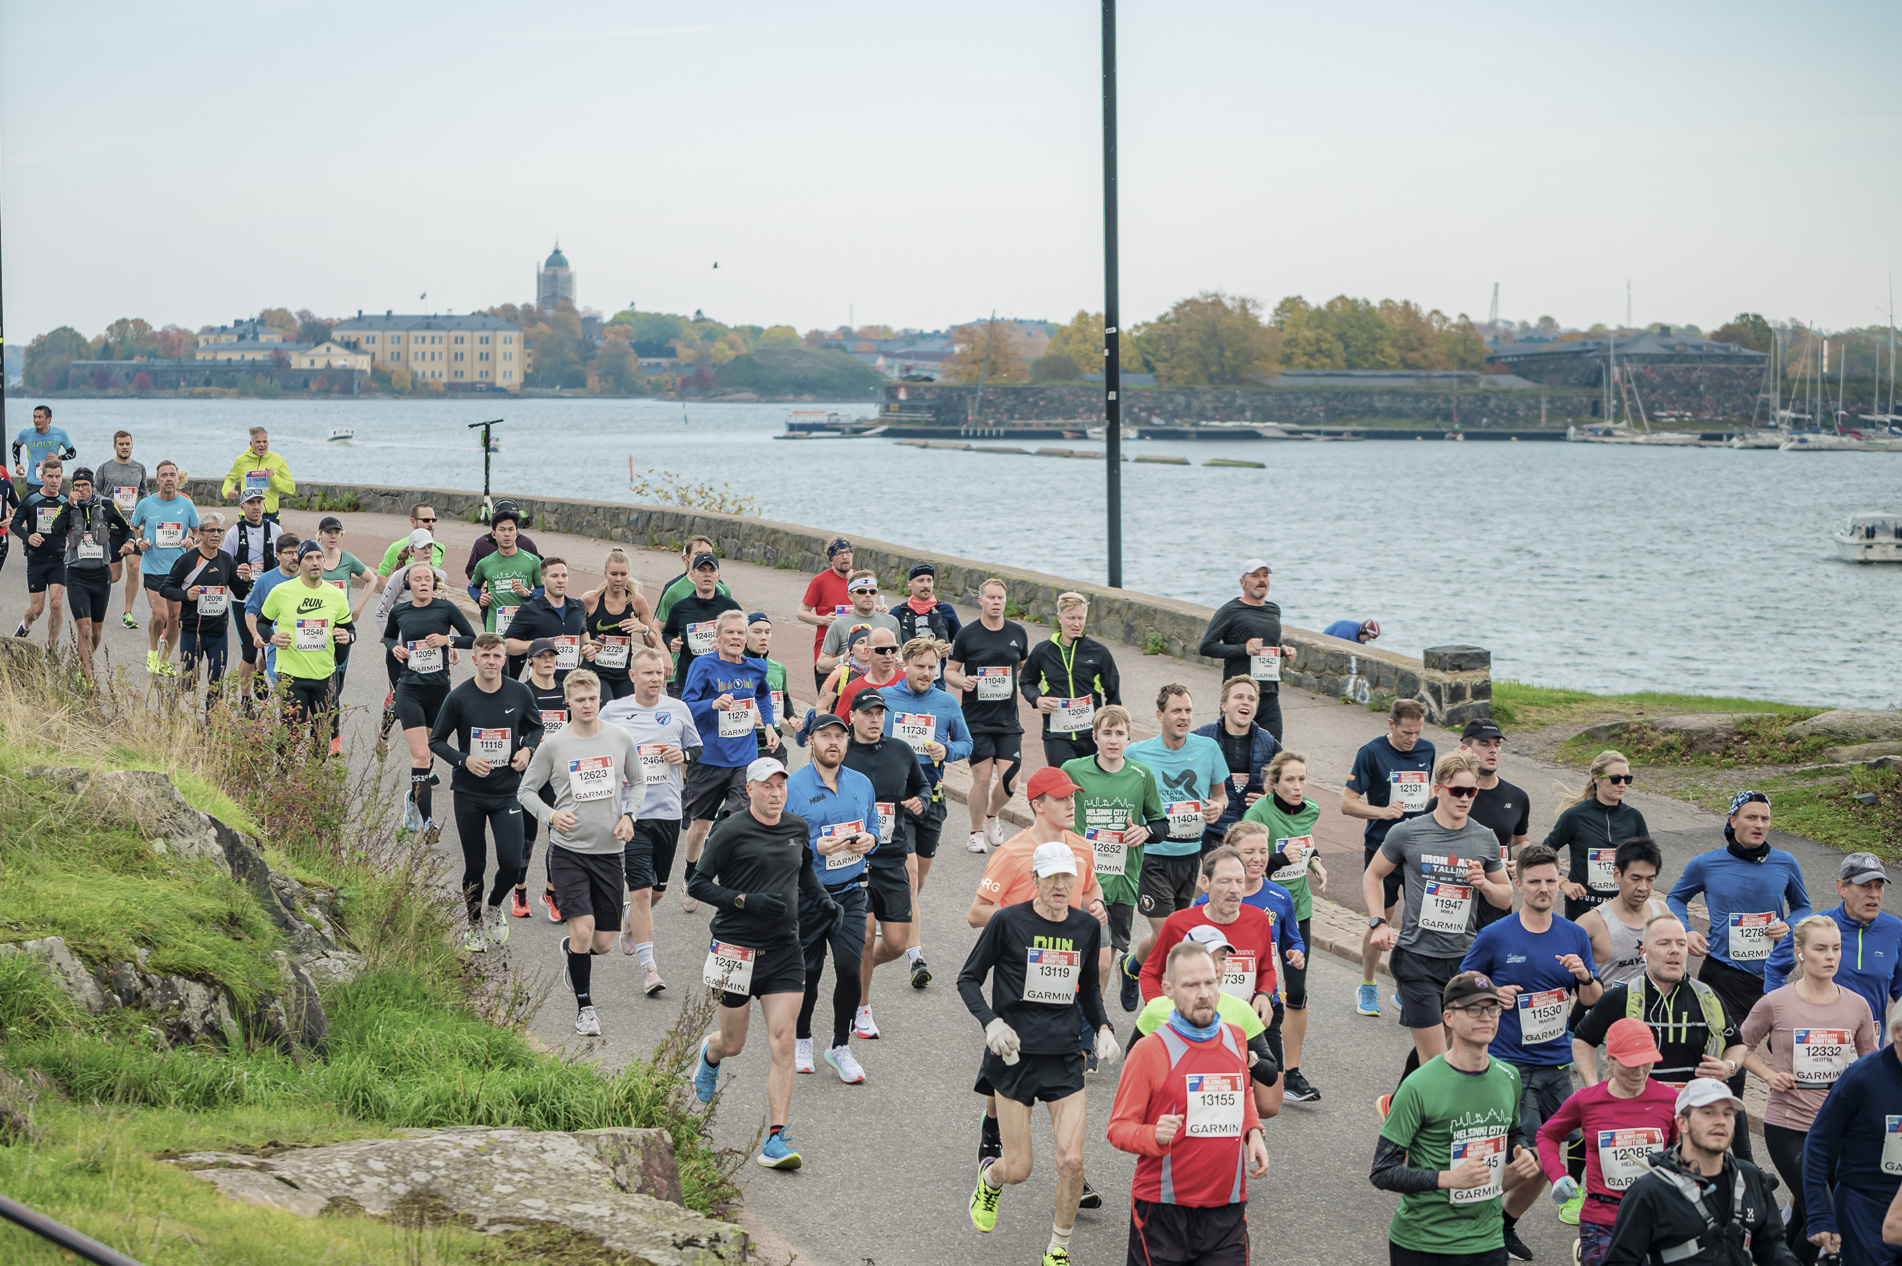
[1368,916,1387,930]
[734,893,746,910]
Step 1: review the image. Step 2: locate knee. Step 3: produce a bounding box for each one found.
[992,1152,1031,1185]
[1054,1143,1084,1178]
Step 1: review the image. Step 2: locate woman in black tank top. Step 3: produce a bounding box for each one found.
[581,547,658,701]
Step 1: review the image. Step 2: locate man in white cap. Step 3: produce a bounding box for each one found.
[1599,1078,1799,1265]
[686,756,844,1174]
[958,839,1119,1265]
[1197,559,1298,741]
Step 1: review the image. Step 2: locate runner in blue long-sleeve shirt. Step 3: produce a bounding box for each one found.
[878,635,971,990]
[1765,852,1901,1047]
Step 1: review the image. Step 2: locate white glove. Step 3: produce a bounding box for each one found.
[984,1018,1021,1063]
[1093,1026,1121,1069]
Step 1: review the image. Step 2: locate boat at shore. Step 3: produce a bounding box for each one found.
[1566,423,1698,445]
[1833,512,1902,562]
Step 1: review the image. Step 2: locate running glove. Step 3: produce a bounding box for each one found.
[742,892,787,920]
[984,1018,1020,1060]
[822,896,848,938]
[1550,1175,1579,1204]
[1092,1027,1121,1069]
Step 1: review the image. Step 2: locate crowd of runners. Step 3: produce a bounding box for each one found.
[10,410,1902,1266]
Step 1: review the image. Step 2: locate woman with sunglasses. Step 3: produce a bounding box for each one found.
[1542,750,1649,922]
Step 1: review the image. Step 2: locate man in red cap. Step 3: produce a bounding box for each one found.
[1536,1018,1679,1265]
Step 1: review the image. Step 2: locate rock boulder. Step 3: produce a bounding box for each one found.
[1787,710,1902,745]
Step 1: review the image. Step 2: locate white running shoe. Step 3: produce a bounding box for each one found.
[794,1036,815,1074]
[853,1005,881,1039]
[966,832,988,854]
[574,1005,600,1036]
[487,906,510,945]
[463,923,486,953]
[986,817,1007,847]
[825,1044,866,1084]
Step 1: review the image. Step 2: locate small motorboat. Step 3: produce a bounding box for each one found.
[1833,512,1902,562]
[326,425,355,443]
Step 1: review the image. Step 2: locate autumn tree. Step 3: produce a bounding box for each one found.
[758,325,801,348]
[25,326,90,390]
[855,324,895,339]
[1142,292,1278,385]
[259,308,299,336]
[155,325,196,359]
[1710,312,1773,353]
[1044,310,1147,376]
[941,321,1029,383]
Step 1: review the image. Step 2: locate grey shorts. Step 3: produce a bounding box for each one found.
[1391,946,1464,1030]
[1514,1062,1576,1142]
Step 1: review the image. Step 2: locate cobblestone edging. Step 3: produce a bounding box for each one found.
[183,478,1489,725]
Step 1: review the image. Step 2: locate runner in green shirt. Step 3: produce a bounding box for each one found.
[1240,748,1329,1103]
[470,518,542,634]
[745,613,791,752]
[1371,970,1540,1263]
[1060,704,1166,977]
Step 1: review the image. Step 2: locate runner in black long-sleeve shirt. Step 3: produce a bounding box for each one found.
[380,567,476,839]
[161,519,242,704]
[430,631,544,949]
[9,458,67,646]
[1196,560,1298,741]
[957,842,1118,1254]
[686,757,842,1173]
[843,689,930,1039]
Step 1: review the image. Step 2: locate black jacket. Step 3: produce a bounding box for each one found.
[162,549,243,639]
[1020,634,1122,737]
[1603,1148,1797,1266]
[1198,596,1285,693]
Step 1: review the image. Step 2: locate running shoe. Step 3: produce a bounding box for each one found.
[969,1159,1002,1232]
[575,1005,600,1037]
[854,1005,880,1039]
[1558,1191,1584,1226]
[756,1130,802,1171]
[1119,954,1142,1012]
[680,888,700,915]
[794,1037,815,1074]
[421,819,441,847]
[1355,983,1381,1016]
[487,906,509,945]
[1375,1092,1393,1122]
[1392,991,1402,1011]
[619,910,637,955]
[1077,1179,1102,1210]
[966,832,987,854]
[641,966,666,997]
[156,658,178,678]
[510,889,531,918]
[122,613,138,630]
[463,923,486,953]
[542,890,563,923]
[1504,1226,1534,1261]
[402,797,423,834]
[146,650,160,673]
[12,621,27,639]
[824,1044,865,1084]
[328,736,342,757]
[909,956,932,989]
[1282,1069,1321,1102]
[986,816,1007,847]
[693,1037,719,1103]
[1042,1251,1071,1266]
[379,694,397,738]
[1085,1049,1098,1074]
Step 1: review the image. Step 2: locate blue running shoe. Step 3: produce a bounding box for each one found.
[1391,991,1402,1012]
[1119,954,1141,1012]
[1355,983,1381,1017]
[757,1129,802,1170]
[402,796,423,833]
[693,1037,720,1104]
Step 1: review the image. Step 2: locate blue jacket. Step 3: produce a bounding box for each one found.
[1322,619,1365,641]
[1765,902,1902,1043]
[1666,845,1811,978]
[1802,1044,1902,1242]
[786,763,879,887]
[1193,720,1281,837]
[682,652,776,770]
[877,681,972,788]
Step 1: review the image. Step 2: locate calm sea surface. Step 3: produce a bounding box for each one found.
[27,397,1902,708]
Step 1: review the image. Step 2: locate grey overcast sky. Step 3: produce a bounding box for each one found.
[4,1,1898,342]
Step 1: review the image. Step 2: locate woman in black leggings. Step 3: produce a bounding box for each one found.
[381,564,475,839]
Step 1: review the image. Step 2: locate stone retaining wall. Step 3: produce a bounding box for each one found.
[183,478,1490,725]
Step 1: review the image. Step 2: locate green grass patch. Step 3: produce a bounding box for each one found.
[1555,713,1835,771]
[1490,679,1819,732]
[1747,765,1902,861]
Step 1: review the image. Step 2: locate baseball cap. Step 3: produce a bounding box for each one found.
[296,540,323,559]
[808,712,848,734]
[1462,719,1505,742]
[317,515,344,533]
[909,562,935,579]
[1360,619,1381,640]
[850,690,889,714]
[1842,852,1888,885]
[691,551,720,570]
[747,611,771,625]
[525,637,558,659]
[1239,557,1271,576]
[1441,971,1504,1009]
[1025,766,1081,801]
[847,574,878,593]
[407,528,434,551]
[826,537,853,557]
[242,488,265,503]
[1604,1017,1664,1066]
[1185,923,1237,955]
[1031,841,1078,878]
[1674,1077,1744,1114]
[745,756,787,784]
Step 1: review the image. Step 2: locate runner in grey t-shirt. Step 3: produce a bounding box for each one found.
[97,435,148,630]
[601,685,703,820]
[518,714,643,854]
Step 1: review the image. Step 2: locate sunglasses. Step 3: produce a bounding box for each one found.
[1599,774,1635,785]
[1438,785,1480,799]
[416,517,438,525]
[869,646,897,655]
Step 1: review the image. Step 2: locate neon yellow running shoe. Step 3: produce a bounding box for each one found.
[969,1158,1001,1233]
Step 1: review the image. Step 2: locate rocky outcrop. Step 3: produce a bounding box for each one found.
[2,768,363,1051]
[174,1127,744,1264]
[1787,710,1902,745]
[1576,714,1761,755]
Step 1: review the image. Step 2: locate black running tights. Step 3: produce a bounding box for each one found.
[454,795,525,923]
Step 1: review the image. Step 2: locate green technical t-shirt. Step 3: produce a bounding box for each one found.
[376,537,446,578]
[1134,993,1265,1040]
[471,550,543,632]
[1379,1055,1524,1257]
[759,657,788,738]
[259,578,355,681]
[655,574,732,624]
[1061,755,1164,908]
[1242,794,1324,920]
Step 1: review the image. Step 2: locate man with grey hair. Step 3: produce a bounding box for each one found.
[1765,851,1900,1047]
[163,515,240,704]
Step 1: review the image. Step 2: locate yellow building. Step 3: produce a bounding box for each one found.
[194,338,370,371]
[196,318,287,349]
[329,311,522,390]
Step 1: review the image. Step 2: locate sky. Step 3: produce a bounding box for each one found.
[4,0,1899,345]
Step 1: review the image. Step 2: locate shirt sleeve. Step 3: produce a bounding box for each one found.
[1665,854,1704,929]
[1535,1089,1584,1180]
[1346,746,1374,795]
[956,915,1005,1028]
[1105,1037,1170,1159]
[517,742,556,821]
[1574,985,1622,1049]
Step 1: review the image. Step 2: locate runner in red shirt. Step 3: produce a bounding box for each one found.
[797,537,857,690]
[1110,937,1269,1266]
[1138,845,1280,1010]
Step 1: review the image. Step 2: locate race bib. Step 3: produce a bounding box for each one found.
[594,635,629,669]
[552,636,580,671]
[1793,1028,1855,1088]
[1220,952,1258,1001]
[154,522,185,549]
[406,640,444,674]
[1449,1128,1506,1205]
[1164,800,1204,840]
[1596,1128,1664,1191]
[196,586,229,616]
[685,620,717,655]
[895,712,936,754]
[769,690,784,724]
[1023,947,1080,1005]
[876,802,895,843]
[1249,647,1281,682]
[326,579,347,591]
[974,666,1012,701]
[568,755,614,802]
[77,535,104,562]
[833,605,852,617]
[637,743,669,786]
[540,709,567,734]
[1230,772,1249,795]
[472,727,509,763]
[112,486,137,511]
[1587,847,1617,892]
[1270,835,1314,885]
[1390,770,1430,813]
[1051,696,1094,734]
[820,821,864,870]
[294,618,329,651]
[1185,1072,1247,1138]
[34,506,56,534]
[704,939,755,995]
[244,469,271,495]
[1727,912,1774,962]
[1518,988,1569,1046]
[1420,881,1473,935]
[718,698,758,739]
[1886,1116,1902,1176]
[493,604,515,636]
[1086,828,1126,878]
